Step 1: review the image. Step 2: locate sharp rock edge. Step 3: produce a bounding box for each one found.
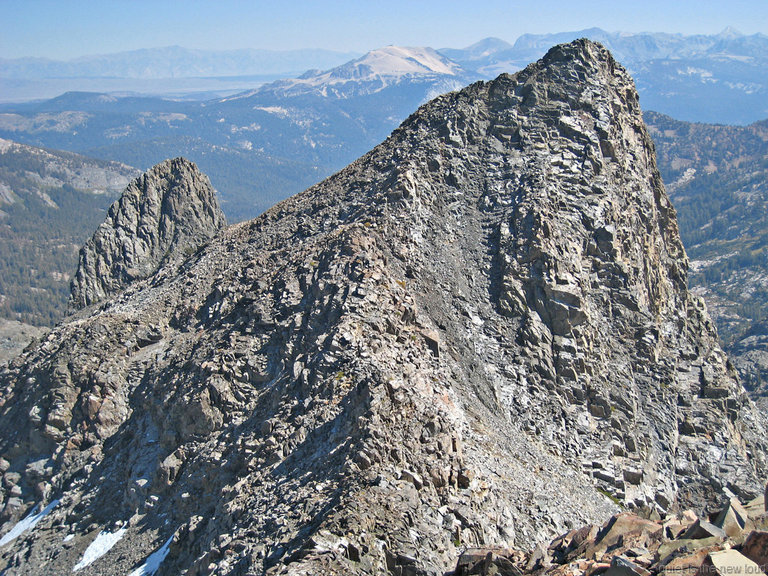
[0,39,765,576]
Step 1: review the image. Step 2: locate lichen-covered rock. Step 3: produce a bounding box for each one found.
[69,157,225,310]
[0,40,765,576]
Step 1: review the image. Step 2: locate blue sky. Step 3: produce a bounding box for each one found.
[3,0,767,59]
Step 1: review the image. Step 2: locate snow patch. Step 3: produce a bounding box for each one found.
[127,534,174,576]
[677,67,716,83]
[725,81,762,94]
[0,499,59,547]
[254,106,290,117]
[72,527,127,571]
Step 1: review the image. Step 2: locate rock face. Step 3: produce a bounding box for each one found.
[69,157,225,310]
[0,40,765,576]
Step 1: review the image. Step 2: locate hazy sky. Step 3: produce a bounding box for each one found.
[3,0,767,59]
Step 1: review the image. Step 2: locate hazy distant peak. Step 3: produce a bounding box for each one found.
[465,36,513,49]
[0,46,361,81]
[717,26,744,39]
[512,27,611,49]
[457,37,514,58]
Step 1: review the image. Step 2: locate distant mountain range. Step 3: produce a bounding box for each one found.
[3,28,767,122]
[0,46,361,79]
[443,27,761,72]
[0,29,766,223]
[0,46,361,103]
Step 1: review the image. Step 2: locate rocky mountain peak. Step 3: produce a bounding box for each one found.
[69,157,225,311]
[0,40,765,576]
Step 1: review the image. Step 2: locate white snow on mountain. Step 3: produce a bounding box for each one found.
[246,46,467,99]
[0,500,59,547]
[127,533,174,576]
[72,527,127,571]
[328,46,461,79]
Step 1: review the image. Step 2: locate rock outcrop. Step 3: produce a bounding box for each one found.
[69,157,225,310]
[0,138,141,326]
[0,40,765,576]
[453,490,768,576]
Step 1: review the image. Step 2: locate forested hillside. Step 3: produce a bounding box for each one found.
[0,140,139,325]
[646,112,768,401]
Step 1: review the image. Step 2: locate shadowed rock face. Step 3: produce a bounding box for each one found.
[69,157,225,310]
[0,40,765,576]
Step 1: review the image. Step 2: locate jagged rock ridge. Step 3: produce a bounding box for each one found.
[0,40,765,576]
[69,157,225,310]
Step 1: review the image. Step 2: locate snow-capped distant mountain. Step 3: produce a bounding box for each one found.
[331,46,461,78]
[242,46,473,99]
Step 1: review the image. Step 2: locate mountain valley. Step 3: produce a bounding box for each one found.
[646,113,768,407]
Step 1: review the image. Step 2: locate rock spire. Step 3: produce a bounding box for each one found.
[69,157,225,310]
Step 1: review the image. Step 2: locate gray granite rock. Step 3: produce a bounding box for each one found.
[0,40,765,576]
